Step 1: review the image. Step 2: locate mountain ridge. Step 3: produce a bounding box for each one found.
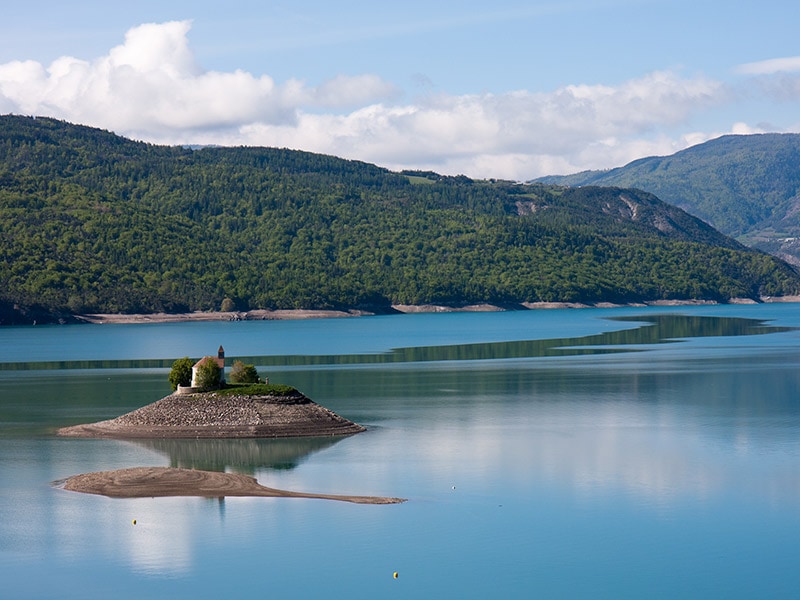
[1,115,798,324]
[534,133,800,265]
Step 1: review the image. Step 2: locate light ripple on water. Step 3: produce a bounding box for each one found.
[2,305,800,598]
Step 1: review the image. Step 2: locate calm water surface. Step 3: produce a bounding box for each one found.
[1,305,800,599]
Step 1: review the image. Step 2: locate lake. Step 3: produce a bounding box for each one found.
[1,304,800,599]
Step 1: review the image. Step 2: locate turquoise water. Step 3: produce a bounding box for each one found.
[2,305,800,598]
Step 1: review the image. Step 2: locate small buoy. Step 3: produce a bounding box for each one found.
[393,572,398,579]
[132,519,137,525]
[452,486,456,490]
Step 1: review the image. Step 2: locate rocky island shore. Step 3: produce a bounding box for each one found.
[55,389,406,503]
[57,389,366,439]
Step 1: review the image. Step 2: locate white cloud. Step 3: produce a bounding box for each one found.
[232,72,723,178]
[0,20,396,139]
[0,20,741,179]
[733,56,800,105]
[736,56,800,75]
[729,121,769,135]
[110,20,200,76]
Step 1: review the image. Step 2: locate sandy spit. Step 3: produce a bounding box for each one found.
[58,466,405,504]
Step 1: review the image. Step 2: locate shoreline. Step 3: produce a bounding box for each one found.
[57,391,366,439]
[75,297,800,324]
[58,466,405,504]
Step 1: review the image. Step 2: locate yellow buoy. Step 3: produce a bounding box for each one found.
[132,519,137,525]
[393,572,398,579]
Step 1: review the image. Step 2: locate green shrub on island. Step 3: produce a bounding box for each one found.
[217,383,297,396]
[229,360,260,384]
[168,357,193,390]
[195,359,222,390]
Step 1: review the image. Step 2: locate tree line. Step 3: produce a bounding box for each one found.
[1,115,798,321]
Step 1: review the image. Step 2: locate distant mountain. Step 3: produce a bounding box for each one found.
[534,134,800,265]
[1,115,798,324]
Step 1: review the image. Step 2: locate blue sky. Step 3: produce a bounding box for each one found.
[1,0,799,179]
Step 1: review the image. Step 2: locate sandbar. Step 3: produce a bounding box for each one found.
[59,466,405,504]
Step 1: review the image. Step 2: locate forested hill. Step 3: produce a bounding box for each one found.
[534,134,800,266]
[1,115,799,324]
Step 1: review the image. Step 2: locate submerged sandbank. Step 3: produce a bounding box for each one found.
[58,466,405,504]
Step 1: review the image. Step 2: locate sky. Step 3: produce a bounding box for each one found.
[1,0,799,180]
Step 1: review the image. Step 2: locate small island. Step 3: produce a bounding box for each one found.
[57,347,365,439]
[56,348,401,503]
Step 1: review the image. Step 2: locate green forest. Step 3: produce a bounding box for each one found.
[535,133,800,263]
[1,115,798,324]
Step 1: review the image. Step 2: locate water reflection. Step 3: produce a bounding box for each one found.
[128,436,343,474]
[5,308,800,598]
[3,313,793,370]
[173,314,798,365]
[608,313,793,338]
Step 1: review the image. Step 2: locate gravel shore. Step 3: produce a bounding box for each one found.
[57,391,366,439]
[73,297,800,325]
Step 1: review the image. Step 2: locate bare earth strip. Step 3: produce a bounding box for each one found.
[74,297,800,324]
[59,466,405,504]
[75,309,374,324]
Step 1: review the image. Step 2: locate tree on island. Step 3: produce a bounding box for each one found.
[229,360,260,384]
[168,357,194,390]
[195,358,223,390]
